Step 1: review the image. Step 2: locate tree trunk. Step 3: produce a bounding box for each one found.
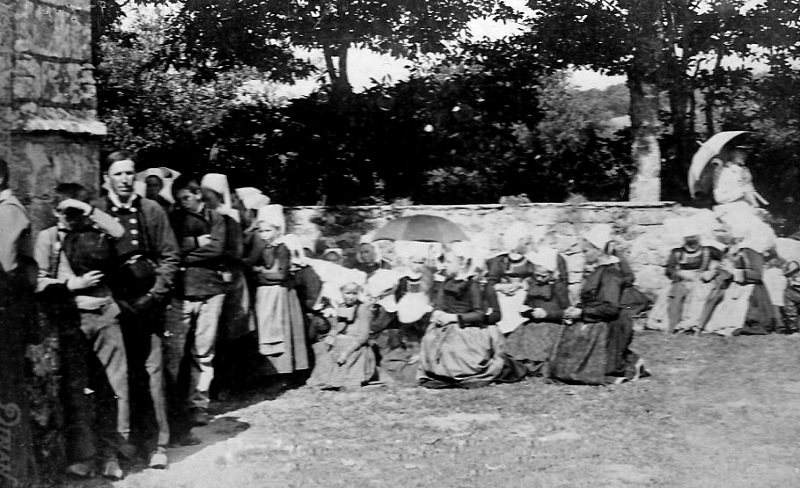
[628,77,662,202]
[627,0,663,202]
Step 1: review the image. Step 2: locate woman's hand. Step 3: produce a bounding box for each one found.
[532,308,547,319]
[323,335,336,347]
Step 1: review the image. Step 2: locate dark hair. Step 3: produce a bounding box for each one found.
[172,175,201,198]
[103,150,135,173]
[0,158,9,189]
[54,182,91,204]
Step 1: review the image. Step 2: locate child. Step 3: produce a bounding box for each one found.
[308,282,376,390]
[245,205,308,375]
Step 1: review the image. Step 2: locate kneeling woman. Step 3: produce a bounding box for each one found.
[418,246,526,388]
[550,225,646,385]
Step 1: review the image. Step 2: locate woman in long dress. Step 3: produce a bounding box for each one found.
[701,217,775,336]
[418,246,526,389]
[504,249,570,375]
[246,205,308,375]
[646,223,722,333]
[549,224,646,385]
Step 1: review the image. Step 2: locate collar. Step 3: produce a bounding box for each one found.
[107,191,139,209]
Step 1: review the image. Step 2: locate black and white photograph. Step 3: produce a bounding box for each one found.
[2,0,800,486]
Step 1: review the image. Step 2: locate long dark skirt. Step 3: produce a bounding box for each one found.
[504,321,562,374]
[550,319,643,385]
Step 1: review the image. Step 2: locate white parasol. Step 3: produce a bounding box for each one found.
[688,131,749,197]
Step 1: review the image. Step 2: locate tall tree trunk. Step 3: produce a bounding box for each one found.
[627,0,663,202]
[628,77,661,202]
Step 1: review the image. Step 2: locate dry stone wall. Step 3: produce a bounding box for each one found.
[286,202,704,297]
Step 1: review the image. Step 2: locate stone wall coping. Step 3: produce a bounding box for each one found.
[21,117,106,135]
[287,202,679,212]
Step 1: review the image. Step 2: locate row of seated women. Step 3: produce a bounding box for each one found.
[646,212,779,336]
[300,222,647,390]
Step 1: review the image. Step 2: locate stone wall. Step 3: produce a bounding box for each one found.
[1,0,105,233]
[286,202,704,297]
[1,0,105,481]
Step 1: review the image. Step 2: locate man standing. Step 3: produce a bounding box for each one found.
[100,151,179,468]
[166,176,228,444]
[0,158,37,485]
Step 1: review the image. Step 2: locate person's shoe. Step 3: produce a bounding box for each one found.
[190,408,211,427]
[101,459,124,480]
[65,462,94,478]
[168,431,202,448]
[148,448,169,469]
[119,441,138,460]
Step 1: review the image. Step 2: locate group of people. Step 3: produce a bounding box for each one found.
[647,146,800,337]
[0,150,654,481]
[34,144,800,484]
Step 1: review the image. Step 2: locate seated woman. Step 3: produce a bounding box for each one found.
[418,245,526,389]
[646,220,721,333]
[367,269,423,385]
[486,222,535,335]
[549,224,646,385]
[701,216,775,336]
[307,282,376,390]
[504,248,570,375]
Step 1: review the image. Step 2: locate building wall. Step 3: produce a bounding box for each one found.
[1,0,105,233]
[286,202,703,296]
[0,0,105,480]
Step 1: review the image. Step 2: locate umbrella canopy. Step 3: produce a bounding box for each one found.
[373,215,469,243]
[688,131,749,197]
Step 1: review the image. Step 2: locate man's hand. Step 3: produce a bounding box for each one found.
[67,270,104,290]
[532,308,547,319]
[58,198,93,215]
[197,234,212,247]
[563,307,582,321]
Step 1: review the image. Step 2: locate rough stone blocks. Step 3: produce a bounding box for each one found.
[15,1,90,60]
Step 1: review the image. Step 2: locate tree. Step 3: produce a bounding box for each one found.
[162,0,519,98]
[523,0,800,202]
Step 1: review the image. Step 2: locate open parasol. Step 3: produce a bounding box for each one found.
[688,131,749,197]
[373,214,469,243]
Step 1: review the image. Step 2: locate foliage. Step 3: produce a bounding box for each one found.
[157,0,519,94]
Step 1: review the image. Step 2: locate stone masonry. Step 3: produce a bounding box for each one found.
[286,202,704,298]
[1,0,104,232]
[1,0,105,481]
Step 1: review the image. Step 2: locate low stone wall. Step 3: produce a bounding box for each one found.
[286,202,704,297]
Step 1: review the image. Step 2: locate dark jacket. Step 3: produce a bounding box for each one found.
[432,276,485,326]
[169,205,227,297]
[99,195,179,301]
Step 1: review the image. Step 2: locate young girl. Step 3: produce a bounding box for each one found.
[308,282,376,390]
[245,205,308,375]
[418,245,526,388]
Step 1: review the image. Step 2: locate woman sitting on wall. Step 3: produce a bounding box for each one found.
[418,244,527,389]
[549,224,647,385]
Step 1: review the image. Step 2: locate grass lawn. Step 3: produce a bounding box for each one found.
[79,331,800,488]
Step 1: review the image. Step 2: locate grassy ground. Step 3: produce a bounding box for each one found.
[72,331,800,488]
